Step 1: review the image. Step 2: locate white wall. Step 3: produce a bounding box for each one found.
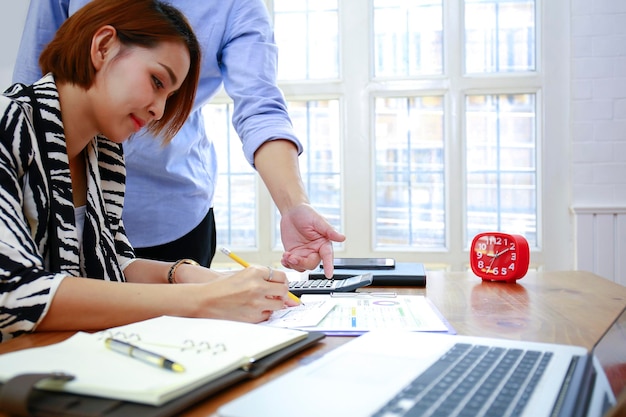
[0,1,29,87]
[571,0,626,206]
[570,0,626,284]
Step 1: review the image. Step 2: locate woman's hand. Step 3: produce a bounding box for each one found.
[189,265,295,323]
[125,259,296,323]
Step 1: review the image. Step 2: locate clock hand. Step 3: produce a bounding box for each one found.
[493,247,511,258]
[485,256,497,273]
[484,247,513,274]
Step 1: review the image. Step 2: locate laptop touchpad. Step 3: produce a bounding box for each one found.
[308,351,418,388]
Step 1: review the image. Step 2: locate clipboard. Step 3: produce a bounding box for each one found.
[0,332,325,417]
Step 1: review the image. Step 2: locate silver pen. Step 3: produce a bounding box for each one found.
[104,337,185,373]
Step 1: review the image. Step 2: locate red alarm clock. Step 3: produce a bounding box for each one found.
[470,232,530,282]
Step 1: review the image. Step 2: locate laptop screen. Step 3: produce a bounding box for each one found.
[593,306,626,399]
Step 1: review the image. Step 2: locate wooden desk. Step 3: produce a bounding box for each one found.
[1,271,625,417]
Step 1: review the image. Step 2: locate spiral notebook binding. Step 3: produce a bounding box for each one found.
[97,330,228,355]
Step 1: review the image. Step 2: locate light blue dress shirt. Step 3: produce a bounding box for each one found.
[13,0,302,247]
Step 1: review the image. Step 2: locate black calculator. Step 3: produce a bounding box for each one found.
[288,273,373,296]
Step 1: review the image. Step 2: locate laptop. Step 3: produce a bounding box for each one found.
[218,306,626,417]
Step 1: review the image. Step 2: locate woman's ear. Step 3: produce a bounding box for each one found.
[90,25,118,71]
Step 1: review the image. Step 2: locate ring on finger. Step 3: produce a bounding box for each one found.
[266,266,274,282]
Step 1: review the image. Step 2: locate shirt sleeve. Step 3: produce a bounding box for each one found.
[12,0,71,84]
[220,0,303,167]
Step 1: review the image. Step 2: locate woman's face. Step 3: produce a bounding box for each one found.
[88,38,190,143]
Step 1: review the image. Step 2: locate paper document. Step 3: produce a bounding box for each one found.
[265,300,335,327]
[264,293,454,335]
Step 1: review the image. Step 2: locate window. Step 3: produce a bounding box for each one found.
[202,104,257,248]
[206,0,570,271]
[374,96,445,249]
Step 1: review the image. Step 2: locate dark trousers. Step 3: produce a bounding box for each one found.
[133,208,216,267]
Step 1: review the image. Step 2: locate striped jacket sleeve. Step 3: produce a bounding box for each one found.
[0,94,66,342]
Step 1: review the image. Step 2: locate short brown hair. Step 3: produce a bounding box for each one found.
[39,0,201,143]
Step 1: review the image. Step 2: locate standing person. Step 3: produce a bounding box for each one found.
[0,0,298,343]
[13,0,345,275]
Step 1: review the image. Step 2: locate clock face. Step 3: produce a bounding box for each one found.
[470,232,530,282]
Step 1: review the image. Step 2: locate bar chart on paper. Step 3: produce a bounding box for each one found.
[264,294,454,336]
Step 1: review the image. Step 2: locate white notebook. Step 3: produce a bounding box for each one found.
[0,316,308,405]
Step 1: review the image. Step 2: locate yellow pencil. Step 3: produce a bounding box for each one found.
[220,247,302,305]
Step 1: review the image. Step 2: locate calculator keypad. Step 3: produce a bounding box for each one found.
[289,279,335,289]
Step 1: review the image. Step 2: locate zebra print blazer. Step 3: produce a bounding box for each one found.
[0,74,135,342]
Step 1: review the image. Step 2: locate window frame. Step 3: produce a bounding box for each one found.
[211,0,571,272]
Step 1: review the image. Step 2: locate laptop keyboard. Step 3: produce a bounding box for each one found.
[372,343,553,417]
